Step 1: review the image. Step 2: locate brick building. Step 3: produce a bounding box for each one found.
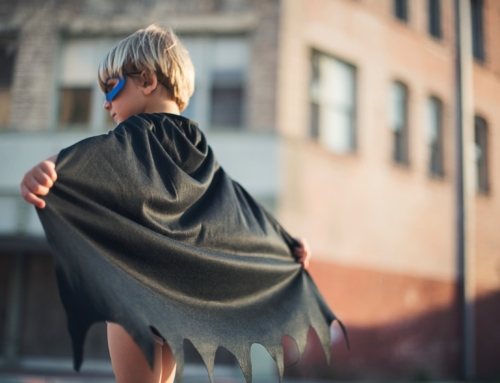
[277,0,500,380]
[0,0,499,381]
[0,0,282,379]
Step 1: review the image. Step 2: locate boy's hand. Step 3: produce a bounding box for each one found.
[293,237,312,270]
[20,154,58,209]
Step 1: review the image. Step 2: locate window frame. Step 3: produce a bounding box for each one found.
[57,86,94,129]
[427,95,445,177]
[55,37,122,132]
[309,49,358,155]
[474,115,489,194]
[394,0,409,23]
[389,80,410,166]
[180,35,249,131]
[471,0,486,62]
[428,0,442,39]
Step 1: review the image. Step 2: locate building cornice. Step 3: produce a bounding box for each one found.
[59,12,259,37]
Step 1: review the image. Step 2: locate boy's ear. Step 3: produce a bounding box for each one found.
[140,71,158,96]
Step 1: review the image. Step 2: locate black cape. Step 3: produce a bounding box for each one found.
[36,113,347,383]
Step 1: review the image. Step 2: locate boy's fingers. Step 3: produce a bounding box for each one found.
[33,167,54,188]
[20,184,46,208]
[296,252,305,260]
[25,175,50,196]
[293,237,311,269]
[39,161,57,182]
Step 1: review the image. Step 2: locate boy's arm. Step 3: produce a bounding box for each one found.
[20,154,58,209]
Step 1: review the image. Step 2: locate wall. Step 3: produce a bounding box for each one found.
[277,0,500,379]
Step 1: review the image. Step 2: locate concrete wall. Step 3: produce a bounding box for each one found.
[0,130,279,237]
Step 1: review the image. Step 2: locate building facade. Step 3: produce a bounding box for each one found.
[1,0,499,381]
[277,0,500,380]
[0,0,282,379]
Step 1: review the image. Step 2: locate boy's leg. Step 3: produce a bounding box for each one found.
[160,342,176,383]
[107,322,162,383]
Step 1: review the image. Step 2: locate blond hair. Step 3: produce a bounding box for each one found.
[98,24,195,112]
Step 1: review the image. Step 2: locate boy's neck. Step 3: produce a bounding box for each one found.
[144,98,180,116]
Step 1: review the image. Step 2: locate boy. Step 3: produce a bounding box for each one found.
[21,25,336,383]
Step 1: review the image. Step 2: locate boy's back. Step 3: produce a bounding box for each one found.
[21,24,346,383]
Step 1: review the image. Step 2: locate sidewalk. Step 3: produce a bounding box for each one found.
[0,374,468,383]
[0,374,286,383]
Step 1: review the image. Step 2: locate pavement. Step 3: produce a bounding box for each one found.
[0,354,304,383]
[0,376,473,383]
[0,374,321,383]
[0,366,287,383]
[0,371,338,383]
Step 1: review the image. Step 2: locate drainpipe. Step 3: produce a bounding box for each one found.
[454,0,475,380]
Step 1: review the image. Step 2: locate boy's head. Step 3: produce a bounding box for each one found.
[98,24,195,114]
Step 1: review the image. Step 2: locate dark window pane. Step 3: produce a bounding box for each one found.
[428,0,442,38]
[394,130,407,164]
[310,51,320,139]
[392,82,409,165]
[471,0,485,62]
[394,0,409,22]
[475,116,489,193]
[310,102,319,139]
[428,97,444,176]
[0,41,16,126]
[210,87,243,127]
[310,50,320,93]
[210,70,244,128]
[0,42,15,87]
[58,88,92,127]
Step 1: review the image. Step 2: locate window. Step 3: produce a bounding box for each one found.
[426,96,444,176]
[0,40,16,129]
[475,116,489,194]
[428,0,442,39]
[471,0,485,62]
[58,38,120,130]
[181,37,248,130]
[389,81,409,165]
[209,39,247,129]
[310,50,357,154]
[59,88,92,126]
[394,0,409,22]
[58,36,248,131]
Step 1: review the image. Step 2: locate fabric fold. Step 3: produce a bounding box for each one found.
[36,112,346,382]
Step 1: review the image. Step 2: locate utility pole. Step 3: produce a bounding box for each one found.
[454,0,475,380]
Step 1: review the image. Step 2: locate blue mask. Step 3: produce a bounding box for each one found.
[105,74,127,102]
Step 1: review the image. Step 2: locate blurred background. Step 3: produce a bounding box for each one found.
[0,0,499,382]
